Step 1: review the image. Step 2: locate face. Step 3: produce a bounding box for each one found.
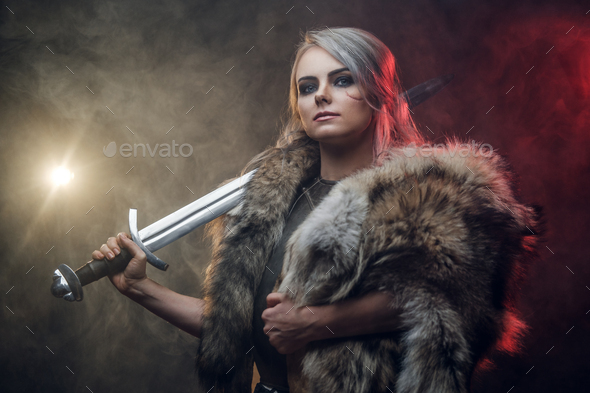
[295,46,374,147]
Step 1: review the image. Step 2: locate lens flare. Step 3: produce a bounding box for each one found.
[51,167,74,185]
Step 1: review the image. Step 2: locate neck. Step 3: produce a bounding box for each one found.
[318,128,375,181]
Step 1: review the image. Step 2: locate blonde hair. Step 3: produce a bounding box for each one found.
[241,26,426,176]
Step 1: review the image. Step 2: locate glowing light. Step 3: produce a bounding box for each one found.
[51,167,74,185]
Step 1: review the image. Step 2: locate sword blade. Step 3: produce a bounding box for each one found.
[400,73,454,109]
[137,169,257,252]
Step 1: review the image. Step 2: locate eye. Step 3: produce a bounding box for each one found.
[335,76,353,87]
[298,76,354,96]
[299,84,315,95]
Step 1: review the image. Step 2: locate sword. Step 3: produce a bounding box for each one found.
[50,73,454,302]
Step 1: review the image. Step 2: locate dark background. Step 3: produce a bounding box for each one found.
[1,0,589,392]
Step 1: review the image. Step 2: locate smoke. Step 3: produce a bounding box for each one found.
[0,0,588,392]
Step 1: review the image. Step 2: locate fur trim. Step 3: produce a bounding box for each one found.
[196,139,545,393]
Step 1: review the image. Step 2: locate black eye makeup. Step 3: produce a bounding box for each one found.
[298,75,354,96]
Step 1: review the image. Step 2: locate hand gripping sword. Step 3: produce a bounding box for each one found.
[50,73,454,302]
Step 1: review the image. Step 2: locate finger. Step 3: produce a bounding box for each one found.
[266,292,282,308]
[99,244,116,260]
[117,233,146,261]
[91,250,104,260]
[106,237,120,255]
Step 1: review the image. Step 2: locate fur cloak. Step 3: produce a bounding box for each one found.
[195,139,545,393]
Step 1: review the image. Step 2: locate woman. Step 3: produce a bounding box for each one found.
[94,27,544,393]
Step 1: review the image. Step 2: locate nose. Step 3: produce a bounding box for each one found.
[314,83,331,106]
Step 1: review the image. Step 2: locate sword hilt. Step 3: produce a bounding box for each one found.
[51,208,168,302]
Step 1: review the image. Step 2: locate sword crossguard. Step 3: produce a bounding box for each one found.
[128,208,169,271]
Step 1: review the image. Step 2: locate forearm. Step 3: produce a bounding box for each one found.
[308,290,400,342]
[124,278,205,338]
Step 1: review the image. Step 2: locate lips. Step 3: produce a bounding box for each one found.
[314,111,339,120]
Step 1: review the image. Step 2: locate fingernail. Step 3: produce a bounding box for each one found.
[108,252,114,259]
[114,248,120,255]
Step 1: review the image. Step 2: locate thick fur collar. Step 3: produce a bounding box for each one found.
[195,140,545,393]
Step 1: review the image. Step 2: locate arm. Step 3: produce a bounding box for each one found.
[124,278,205,339]
[93,233,205,339]
[308,290,401,341]
[262,290,401,354]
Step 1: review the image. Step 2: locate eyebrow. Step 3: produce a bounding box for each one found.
[297,67,350,83]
